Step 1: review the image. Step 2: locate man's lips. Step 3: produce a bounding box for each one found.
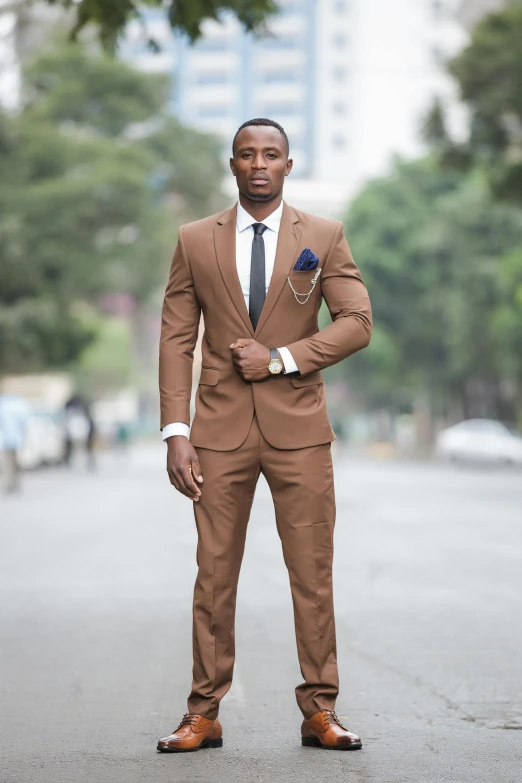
[250,176,270,185]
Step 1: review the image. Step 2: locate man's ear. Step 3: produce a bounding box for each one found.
[285,158,293,176]
[230,158,236,176]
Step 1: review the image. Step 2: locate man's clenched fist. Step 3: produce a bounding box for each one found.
[230,338,271,382]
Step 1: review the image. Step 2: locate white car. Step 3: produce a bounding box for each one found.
[435,419,522,465]
[17,413,65,470]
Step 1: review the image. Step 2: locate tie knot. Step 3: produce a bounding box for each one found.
[252,222,267,236]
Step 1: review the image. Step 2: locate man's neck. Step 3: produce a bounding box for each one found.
[238,193,283,222]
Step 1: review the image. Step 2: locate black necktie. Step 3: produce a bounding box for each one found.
[249,223,267,330]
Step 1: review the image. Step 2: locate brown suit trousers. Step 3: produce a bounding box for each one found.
[159,201,372,718]
[188,414,337,720]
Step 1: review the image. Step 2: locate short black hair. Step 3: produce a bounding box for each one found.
[232,118,289,156]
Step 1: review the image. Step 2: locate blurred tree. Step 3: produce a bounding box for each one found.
[33,0,278,50]
[342,158,522,429]
[22,43,168,134]
[425,1,522,203]
[0,43,225,374]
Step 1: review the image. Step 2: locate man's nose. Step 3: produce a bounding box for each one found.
[252,154,267,169]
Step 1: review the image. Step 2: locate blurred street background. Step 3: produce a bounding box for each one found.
[1,0,522,780]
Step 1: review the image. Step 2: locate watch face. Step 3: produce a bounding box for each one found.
[269,359,283,374]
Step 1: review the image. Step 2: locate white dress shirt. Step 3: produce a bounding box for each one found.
[162,201,299,440]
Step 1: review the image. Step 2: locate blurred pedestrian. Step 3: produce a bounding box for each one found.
[114,421,131,450]
[0,393,31,494]
[157,119,372,752]
[63,395,96,470]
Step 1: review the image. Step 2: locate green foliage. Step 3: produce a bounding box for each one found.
[45,0,278,50]
[145,118,226,217]
[344,158,522,422]
[0,42,225,374]
[22,45,168,134]
[433,1,522,202]
[77,315,133,390]
[0,297,96,372]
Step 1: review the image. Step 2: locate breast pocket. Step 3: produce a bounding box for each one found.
[287,269,322,305]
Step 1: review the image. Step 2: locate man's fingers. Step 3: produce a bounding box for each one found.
[168,470,182,492]
[167,463,199,500]
[191,457,203,483]
[180,464,201,500]
[174,474,198,500]
[230,338,251,350]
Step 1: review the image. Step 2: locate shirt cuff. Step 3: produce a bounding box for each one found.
[162,422,190,441]
[277,347,299,374]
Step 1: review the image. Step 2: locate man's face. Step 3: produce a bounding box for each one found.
[230,125,293,202]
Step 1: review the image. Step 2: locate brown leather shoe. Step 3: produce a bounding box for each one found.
[301,710,362,750]
[157,713,223,752]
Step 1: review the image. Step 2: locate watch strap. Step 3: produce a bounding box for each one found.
[270,348,279,362]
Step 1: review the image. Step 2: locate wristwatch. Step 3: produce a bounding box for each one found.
[268,348,283,375]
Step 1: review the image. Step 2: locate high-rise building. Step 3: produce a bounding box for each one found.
[123,1,318,179]
[341,0,467,189]
[122,0,468,215]
[0,1,20,110]
[0,1,69,110]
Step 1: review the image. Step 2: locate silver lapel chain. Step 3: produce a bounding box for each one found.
[286,268,322,305]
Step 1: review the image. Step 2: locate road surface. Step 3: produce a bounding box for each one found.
[1,445,521,782]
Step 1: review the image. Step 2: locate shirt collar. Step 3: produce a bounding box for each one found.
[236,200,283,234]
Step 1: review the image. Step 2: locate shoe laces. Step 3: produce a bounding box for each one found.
[175,713,199,731]
[324,710,347,730]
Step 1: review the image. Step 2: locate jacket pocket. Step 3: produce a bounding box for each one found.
[199,367,220,386]
[289,268,318,276]
[291,371,323,387]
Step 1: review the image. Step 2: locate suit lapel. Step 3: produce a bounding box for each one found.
[214,204,254,337]
[255,202,301,337]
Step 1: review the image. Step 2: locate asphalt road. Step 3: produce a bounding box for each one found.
[1,444,521,783]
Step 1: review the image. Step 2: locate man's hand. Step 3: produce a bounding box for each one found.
[230,338,271,382]
[166,436,203,501]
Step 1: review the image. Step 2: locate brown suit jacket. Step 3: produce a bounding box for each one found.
[159,201,372,451]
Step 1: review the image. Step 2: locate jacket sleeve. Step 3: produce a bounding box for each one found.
[159,226,201,429]
[285,222,372,375]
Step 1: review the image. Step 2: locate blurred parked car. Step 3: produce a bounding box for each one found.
[17,412,65,470]
[435,419,522,465]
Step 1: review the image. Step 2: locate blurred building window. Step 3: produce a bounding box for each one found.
[431,0,444,16]
[198,104,234,118]
[277,1,302,16]
[195,71,232,85]
[332,135,346,149]
[333,1,348,11]
[332,102,347,115]
[195,37,232,51]
[258,36,301,49]
[333,34,347,47]
[261,70,300,84]
[332,67,346,81]
[262,104,301,116]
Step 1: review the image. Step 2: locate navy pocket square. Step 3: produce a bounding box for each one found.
[293,248,319,271]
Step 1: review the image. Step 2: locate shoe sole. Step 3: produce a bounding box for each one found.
[157,738,223,753]
[302,736,362,751]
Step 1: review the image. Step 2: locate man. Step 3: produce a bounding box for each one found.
[62,394,96,471]
[158,118,372,752]
[0,392,31,494]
